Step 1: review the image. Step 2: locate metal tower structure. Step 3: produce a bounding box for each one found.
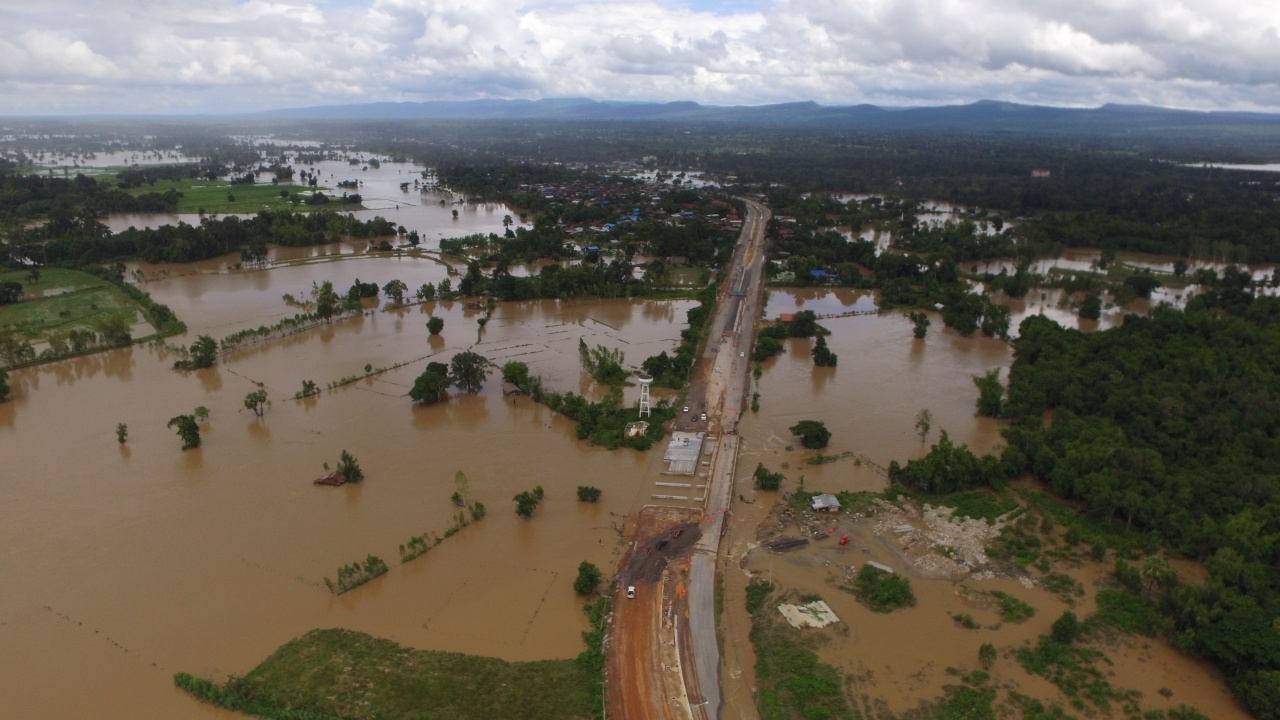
[637,374,653,418]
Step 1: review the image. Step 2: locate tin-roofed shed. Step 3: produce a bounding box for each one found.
[811,493,841,512]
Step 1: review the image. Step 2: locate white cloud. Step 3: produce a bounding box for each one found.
[0,0,1275,113]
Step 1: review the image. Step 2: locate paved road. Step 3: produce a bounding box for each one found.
[683,199,769,720]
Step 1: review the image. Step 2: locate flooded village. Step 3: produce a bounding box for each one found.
[1,129,1276,720]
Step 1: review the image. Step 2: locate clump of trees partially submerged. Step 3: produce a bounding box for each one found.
[324,554,388,595]
[409,351,492,405]
[850,564,916,613]
[513,486,545,518]
[398,501,486,563]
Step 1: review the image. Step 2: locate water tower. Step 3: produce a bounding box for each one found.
[637,374,653,418]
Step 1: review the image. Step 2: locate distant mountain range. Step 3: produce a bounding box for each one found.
[252,98,1280,133]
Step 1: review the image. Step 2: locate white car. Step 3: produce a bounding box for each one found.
[682,406,690,413]
[626,585,636,599]
[700,413,707,421]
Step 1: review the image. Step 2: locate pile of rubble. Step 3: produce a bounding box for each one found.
[872,499,1011,579]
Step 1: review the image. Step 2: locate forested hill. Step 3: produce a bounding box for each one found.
[252,97,1280,137]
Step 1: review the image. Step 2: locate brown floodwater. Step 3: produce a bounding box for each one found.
[757,289,1008,486]
[725,518,1247,718]
[1,266,1244,718]
[718,287,1248,719]
[0,256,691,717]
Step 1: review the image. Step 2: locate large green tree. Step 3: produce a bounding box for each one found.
[0,367,9,401]
[450,351,490,393]
[338,450,364,483]
[573,561,602,594]
[315,280,338,321]
[788,310,818,338]
[167,414,201,450]
[244,389,269,417]
[789,420,831,449]
[382,279,407,305]
[578,339,627,385]
[187,335,217,369]
[812,336,838,367]
[409,362,452,404]
[501,361,531,390]
[973,369,1004,417]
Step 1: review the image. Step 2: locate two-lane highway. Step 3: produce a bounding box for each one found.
[684,198,769,720]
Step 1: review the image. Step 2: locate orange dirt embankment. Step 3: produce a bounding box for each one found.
[608,506,703,720]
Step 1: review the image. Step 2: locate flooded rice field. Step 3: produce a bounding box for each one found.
[759,288,1008,483]
[0,263,1244,716]
[101,155,524,249]
[0,254,687,717]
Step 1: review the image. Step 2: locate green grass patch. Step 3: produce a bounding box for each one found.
[1015,636,1136,714]
[1042,573,1084,605]
[987,523,1044,567]
[915,685,997,720]
[889,486,1023,529]
[929,490,1022,525]
[850,564,916,613]
[0,286,136,337]
[120,178,339,214]
[174,628,597,720]
[750,597,856,720]
[0,269,157,350]
[1005,691,1073,720]
[989,591,1036,623]
[1093,589,1165,637]
[746,580,775,614]
[1,268,107,296]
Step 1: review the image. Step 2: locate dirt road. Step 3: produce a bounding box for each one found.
[609,507,702,720]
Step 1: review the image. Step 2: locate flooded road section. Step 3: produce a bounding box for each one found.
[0,257,689,717]
[716,287,1248,719]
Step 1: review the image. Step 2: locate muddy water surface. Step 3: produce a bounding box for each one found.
[0,256,690,717]
[720,286,1248,719]
[756,289,1008,488]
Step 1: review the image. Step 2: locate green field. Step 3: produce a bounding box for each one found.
[175,628,597,720]
[0,269,148,340]
[119,178,353,214]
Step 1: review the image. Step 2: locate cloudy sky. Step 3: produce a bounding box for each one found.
[1,0,1277,115]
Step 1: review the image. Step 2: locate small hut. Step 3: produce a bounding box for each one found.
[811,493,841,513]
[313,470,345,486]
